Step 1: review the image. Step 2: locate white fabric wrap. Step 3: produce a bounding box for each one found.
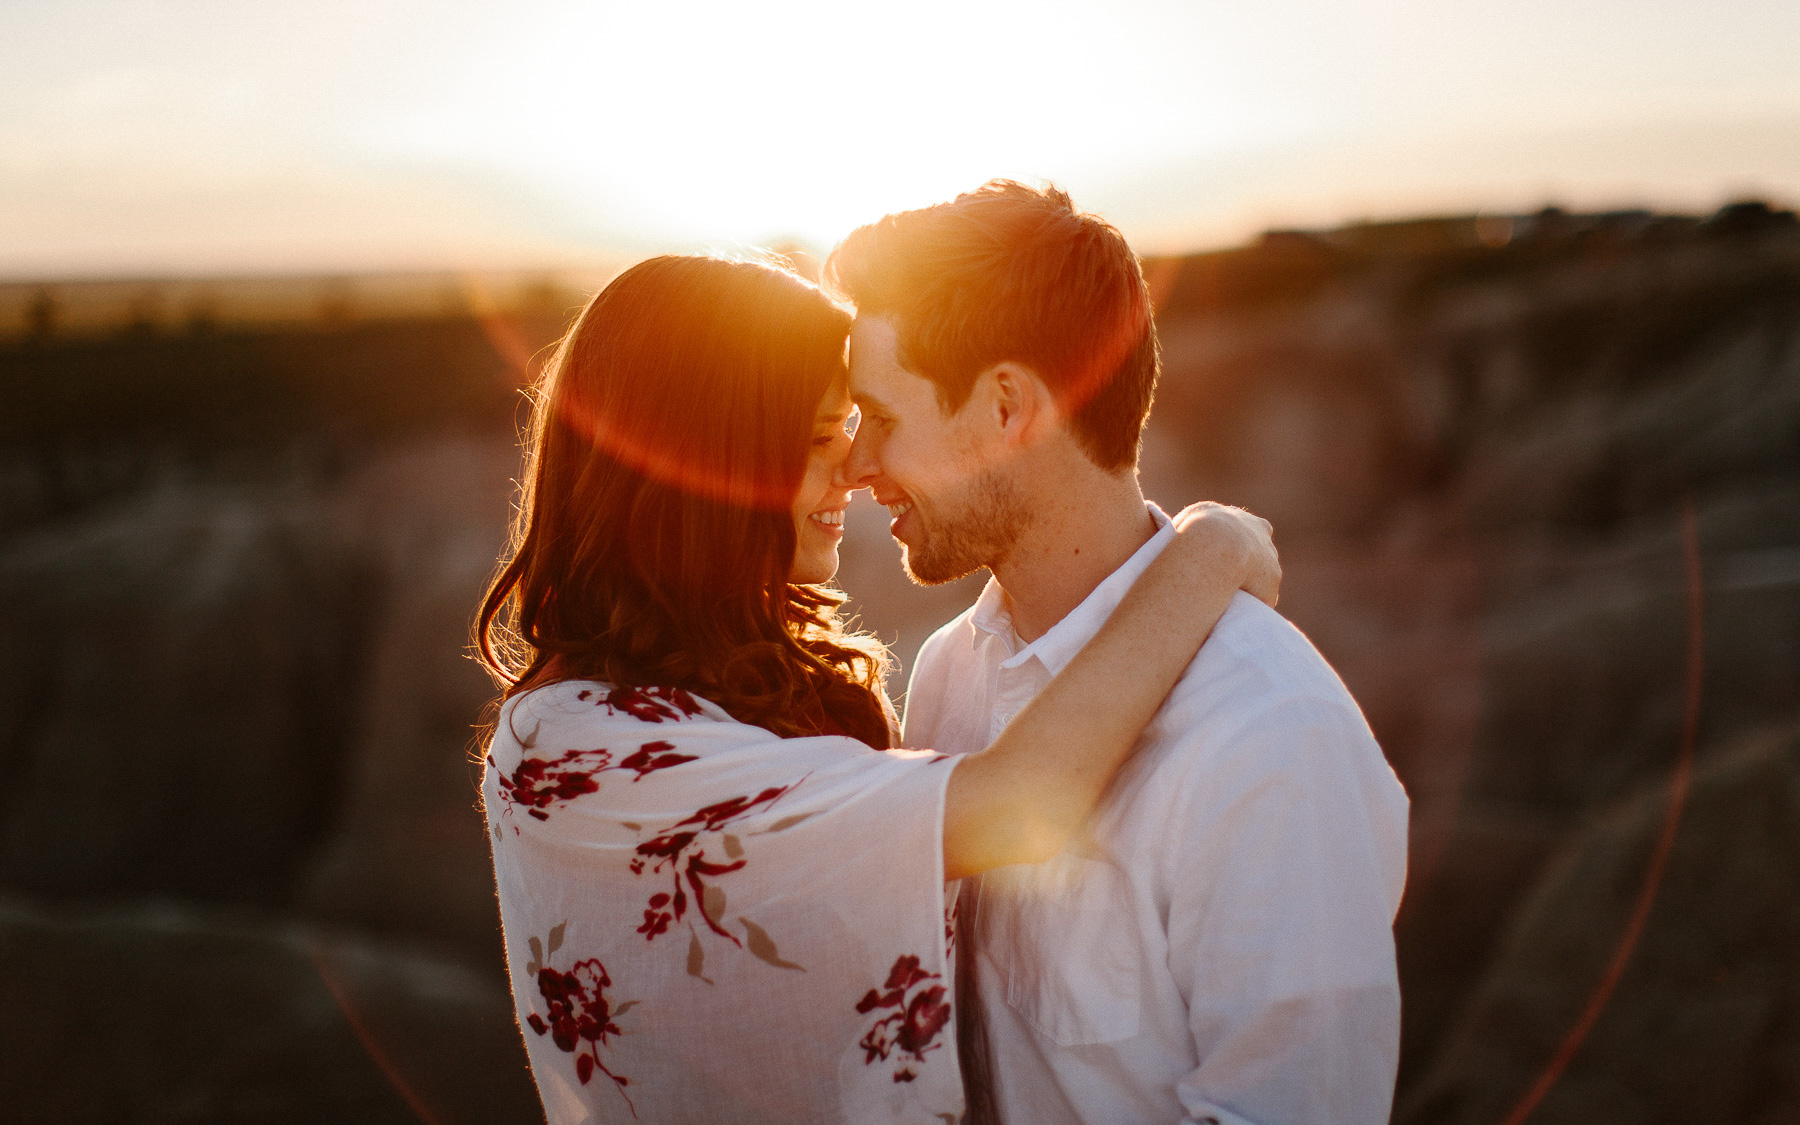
[484,680,964,1125]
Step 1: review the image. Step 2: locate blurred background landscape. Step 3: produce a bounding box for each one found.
[4,203,1798,1123]
[5,0,1800,1121]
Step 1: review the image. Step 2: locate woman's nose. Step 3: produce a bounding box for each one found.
[830,451,858,490]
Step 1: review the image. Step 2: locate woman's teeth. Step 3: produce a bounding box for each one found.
[810,510,844,527]
[887,501,913,517]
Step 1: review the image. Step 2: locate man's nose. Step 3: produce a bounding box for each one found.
[836,430,880,490]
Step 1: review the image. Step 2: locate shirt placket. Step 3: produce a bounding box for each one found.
[987,656,1050,745]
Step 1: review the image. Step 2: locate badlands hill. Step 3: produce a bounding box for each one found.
[2,203,1797,1122]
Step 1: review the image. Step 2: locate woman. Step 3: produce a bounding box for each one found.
[476,255,1276,1124]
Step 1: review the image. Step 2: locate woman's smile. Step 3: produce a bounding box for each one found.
[789,375,856,583]
[807,506,846,538]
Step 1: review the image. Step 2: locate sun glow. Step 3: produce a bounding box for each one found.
[3,0,1798,276]
[344,0,1292,251]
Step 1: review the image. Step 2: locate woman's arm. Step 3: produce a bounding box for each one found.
[942,503,1279,880]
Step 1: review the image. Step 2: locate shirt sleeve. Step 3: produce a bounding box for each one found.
[485,683,965,1125]
[1164,699,1409,1125]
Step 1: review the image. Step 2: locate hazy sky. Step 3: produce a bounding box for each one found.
[3,0,1798,277]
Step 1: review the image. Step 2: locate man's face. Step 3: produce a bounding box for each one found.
[842,315,1029,585]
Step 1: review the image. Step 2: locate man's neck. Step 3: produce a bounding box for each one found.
[990,468,1156,644]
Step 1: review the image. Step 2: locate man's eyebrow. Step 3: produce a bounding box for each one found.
[850,390,894,415]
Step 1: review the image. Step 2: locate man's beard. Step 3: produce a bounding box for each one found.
[900,467,1031,586]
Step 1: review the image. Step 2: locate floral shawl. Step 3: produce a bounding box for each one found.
[484,680,964,1124]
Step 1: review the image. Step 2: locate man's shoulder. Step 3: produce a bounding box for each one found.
[912,601,982,675]
[1126,595,1407,874]
[901,603,983,750]
[1157,592,1374,747]
[1182,593,1361,704]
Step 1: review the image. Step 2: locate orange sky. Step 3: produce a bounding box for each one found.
[3,0,1798,278]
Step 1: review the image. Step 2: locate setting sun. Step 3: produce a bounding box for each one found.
[344,0,1293,248]
[2,0,1798,275]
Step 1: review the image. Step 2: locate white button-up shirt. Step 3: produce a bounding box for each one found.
[903,505,1409,1125]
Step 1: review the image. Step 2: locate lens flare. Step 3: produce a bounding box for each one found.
[310,943,447,1125]
[1497,495,1705,1125]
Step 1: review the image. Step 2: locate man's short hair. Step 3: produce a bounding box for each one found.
[825,180,1157,472]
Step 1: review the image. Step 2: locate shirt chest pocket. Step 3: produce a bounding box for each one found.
[981,853,1143,1047]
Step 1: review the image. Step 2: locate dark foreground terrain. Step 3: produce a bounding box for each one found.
[2,203,1798,1123]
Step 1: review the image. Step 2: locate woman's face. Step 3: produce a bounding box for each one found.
[790,376,857,584]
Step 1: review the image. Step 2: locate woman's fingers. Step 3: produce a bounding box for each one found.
[1228,506,1279,607]
[1170,502,1281,608]
[1169,499,1224,531]
[1242,557,1282,608]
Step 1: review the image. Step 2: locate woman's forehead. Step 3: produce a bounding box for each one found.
[814,376,851,420]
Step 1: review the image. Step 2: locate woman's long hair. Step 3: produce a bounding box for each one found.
[477,255,891,748]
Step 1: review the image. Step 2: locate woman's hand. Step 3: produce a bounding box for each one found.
[1169,501,1280,608]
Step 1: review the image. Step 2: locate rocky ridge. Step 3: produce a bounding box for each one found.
[2,203,1797,1121]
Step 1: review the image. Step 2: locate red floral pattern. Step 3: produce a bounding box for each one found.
[491,747,613,821]
[857,955,952,1083]
[489,741,697,826]
[618,739,695,779]
[487,686,704,829]
[493,683,960,1116]
[523,927,636,1117]
[576,684,704,723]
[629,783,795,944]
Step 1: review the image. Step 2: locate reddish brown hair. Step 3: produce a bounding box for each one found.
[825,179,1157,471]
[477,255,891,747]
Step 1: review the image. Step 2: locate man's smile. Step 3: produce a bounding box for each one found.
[873,491,916,536]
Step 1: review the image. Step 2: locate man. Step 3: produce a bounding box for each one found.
[825,181,1410,1125]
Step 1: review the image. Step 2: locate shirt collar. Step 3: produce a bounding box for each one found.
[967,502,1176,676]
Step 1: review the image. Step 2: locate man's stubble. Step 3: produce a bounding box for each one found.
[900,465,1032,586]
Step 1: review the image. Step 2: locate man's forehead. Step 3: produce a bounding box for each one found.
[849,311,896,336]
[846,367,905,413]
[848,314,899,357]
[847,315,908,393]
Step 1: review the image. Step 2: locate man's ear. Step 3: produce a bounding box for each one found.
[982,362,1060,450]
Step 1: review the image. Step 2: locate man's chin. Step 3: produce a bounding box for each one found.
[895,471,1026,586]
[899,541,983,587]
